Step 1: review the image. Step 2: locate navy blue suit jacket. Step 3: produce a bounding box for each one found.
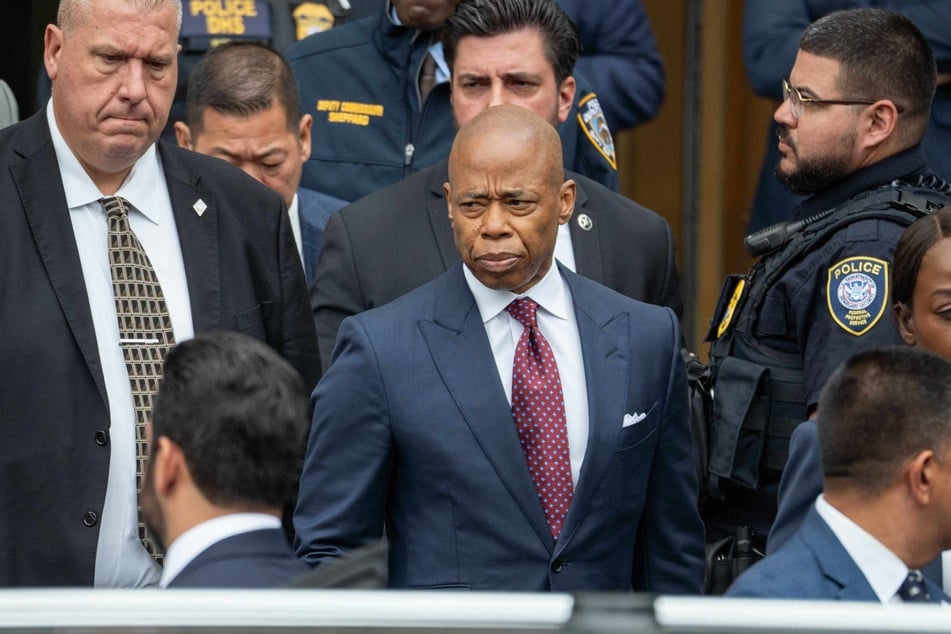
[728,506,946,601]
[168,528,308,588]
[297,186,345,287]
[294,262,705,592]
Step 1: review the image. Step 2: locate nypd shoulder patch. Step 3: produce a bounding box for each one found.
[576,94,616,169]
[826,256,889,336]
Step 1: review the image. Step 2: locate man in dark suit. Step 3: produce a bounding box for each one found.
[174,41,346,288]
[294,105,705,592]
[0,0,318,587]
[141,332,309,588]
[728,347,951,602]
[311,0,682,369]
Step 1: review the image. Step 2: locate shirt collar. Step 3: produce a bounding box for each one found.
[463,260,572,325]
[795,145,929,219]
[160,513,282,588]
[47,100,164,225]
[815,495,909,602]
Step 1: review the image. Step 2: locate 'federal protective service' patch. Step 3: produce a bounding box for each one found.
[826,256,889,336]
[577,94,616,169]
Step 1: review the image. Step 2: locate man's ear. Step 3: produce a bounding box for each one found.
[556,75,576,125]
[153,436,187,498]
[298,113,313,162]
[44,25,64,83]
[444,182,454,226]
[558,179,576,225]
[857,100,899,151]
[174,122,193,149]
[894,302,917,346]
[907,449,938,505]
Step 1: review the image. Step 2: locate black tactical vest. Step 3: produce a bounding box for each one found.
[704,177,951,500]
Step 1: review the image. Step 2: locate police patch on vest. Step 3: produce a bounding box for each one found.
[292,2,335,40]
[576,94,616,169]
[827,256,889,336]
[181,0,272,50]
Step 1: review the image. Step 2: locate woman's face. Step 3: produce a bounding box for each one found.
[896,236,951,361]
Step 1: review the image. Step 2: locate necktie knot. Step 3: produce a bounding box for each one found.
[506,297,539,331]
[101,196,131,220]
[898,569,931,602]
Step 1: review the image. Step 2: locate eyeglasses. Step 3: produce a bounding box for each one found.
[782,79,877,121]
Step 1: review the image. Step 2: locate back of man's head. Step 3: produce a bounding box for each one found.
[184,41,302,135]
[819,346,951,497]
[443,0,580,85]
[801,9,935,142]
[150,331,309,510]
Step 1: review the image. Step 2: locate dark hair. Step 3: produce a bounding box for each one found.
[800,9,935,131]
[184,41,302,134]
[893,207,951,307]
[819,346,951,495]
[443,0,580,85]
[150,331,309,509]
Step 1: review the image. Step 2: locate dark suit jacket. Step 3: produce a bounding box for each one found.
[295,263,705,592]
[167,528,308,588]
[311,159,683,369]
[0,111,319,586]
[728,506,946,601]
[297,186,345,288]
[771,421,944,586]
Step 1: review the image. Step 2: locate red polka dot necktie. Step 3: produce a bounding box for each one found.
[102,196,175,563]
[506,297,574,539]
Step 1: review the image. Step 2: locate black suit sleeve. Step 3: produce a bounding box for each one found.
[275,193,322,390]
[311,211,363,371]
[655,213,685,321]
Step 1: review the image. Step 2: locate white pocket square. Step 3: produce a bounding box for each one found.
[622,412,648,428]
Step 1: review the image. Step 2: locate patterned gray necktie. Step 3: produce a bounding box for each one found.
[101,196,175,563]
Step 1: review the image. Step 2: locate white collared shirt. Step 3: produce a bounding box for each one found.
[463,262,589,485]
[287,192,303,260]
[48,102,194,588]
[160,513,282,588]
[814,495,909,603]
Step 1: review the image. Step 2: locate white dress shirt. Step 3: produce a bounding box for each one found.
[49,103,194,588]
[814,495,909,604]
[287,192,303,260]
[463,262,589,485]
[160,513,282,588]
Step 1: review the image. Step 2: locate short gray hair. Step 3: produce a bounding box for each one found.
[58,0,183,34]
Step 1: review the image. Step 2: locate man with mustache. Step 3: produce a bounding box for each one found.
[702,8,951,569]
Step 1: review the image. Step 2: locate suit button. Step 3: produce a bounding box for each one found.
[95,430,109,446]
[551,558,563,573]
[82,511,98,527]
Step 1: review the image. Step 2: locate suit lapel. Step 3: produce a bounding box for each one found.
[11,114,108,406]
[427,161,461,270]
[566,178,604,284]
[556,268,628,551]
[158,143,221,332]
[419,264,555,552]
[801,508,879,600]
